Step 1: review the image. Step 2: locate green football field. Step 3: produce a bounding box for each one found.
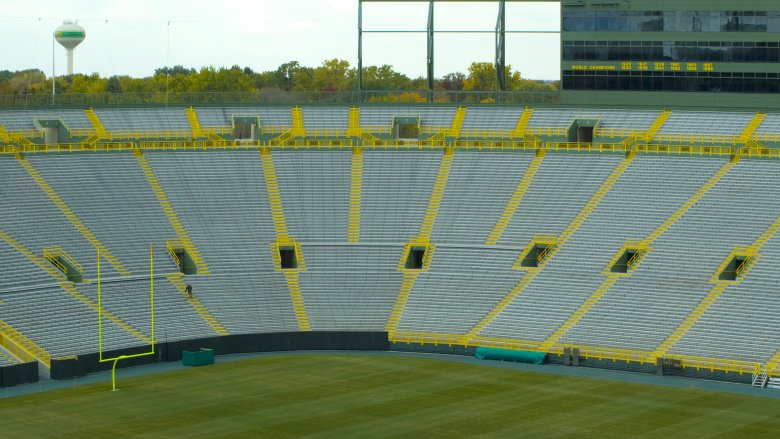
[1,354,780,438]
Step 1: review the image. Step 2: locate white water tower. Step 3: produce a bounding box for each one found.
[54,20,86,75]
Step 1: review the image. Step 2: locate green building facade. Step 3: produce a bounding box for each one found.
[560,0,780,109]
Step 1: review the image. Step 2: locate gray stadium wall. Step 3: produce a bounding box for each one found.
[0,361,39,388]
[49,331,389,381]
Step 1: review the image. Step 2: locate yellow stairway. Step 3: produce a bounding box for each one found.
[166,273,229,336]
[283,272,311,331]
[259,148,311,331]
[347,107,361,137]
[260,148,291,241]
[1,125,35,147]
[0,125,12,143]
[448,107,467,138]
[0,319,51,367]
[0,227,149,362]
[185,107,203,138]
[59,281,152,344]
[291,106,305,137]
[557,154,635,244]
[485,150,545,245]
[84,108,108,143]
[385,273,420,333]
[768,350,780,375]
[644,109,672,142]
[464,153,635,341]
[17,158,129,275]
[360,131,378,146]
[418,148,455,241]
[535,158,739,348]
[135,150,209,274]
[512,108,534,138]
[385,150,454,334]
[0,231,56,366]
[737,112,767,144]
[539,276,620,349]
[651,283,730,358]
[347,147,363,243]
[0,227,66,281]
[653,209,780,359]
[644,159,738,244]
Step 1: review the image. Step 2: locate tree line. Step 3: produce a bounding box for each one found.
[0,59,558,100]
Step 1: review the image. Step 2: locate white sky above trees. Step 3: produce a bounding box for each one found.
[1,0,560,80]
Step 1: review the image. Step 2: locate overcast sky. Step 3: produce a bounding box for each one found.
[1,1,560,80]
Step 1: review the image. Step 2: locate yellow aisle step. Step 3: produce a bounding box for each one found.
[165,273,229,336]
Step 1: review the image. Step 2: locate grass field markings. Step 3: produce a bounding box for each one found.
[259,364,581,436]
[269,383,532,436]
[3,355,780,437]
[322,378,610,438]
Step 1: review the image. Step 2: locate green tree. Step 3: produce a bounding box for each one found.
[67,73,108,94]
[462,62,526,91]
[9,69,47,95]
[359,65,412,90]
[274,61,303,91]
[107,76,122,93]
[438,72,465,90]
[308,59,351,92]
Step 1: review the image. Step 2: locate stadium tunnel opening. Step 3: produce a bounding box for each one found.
[233,115,261,140]
[611,247,644,273]
[719,254,751,281]
[568,119,599,143]
[394,116,421,140]
[520,242,555,268]
[279,246,299,270]
[405,246,427,270]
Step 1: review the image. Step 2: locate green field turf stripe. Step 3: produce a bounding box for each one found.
[2,355,780,438]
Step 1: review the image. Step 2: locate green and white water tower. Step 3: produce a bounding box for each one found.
[54,20,86,75]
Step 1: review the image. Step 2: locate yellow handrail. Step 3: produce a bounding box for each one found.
[652,133,741,145]
[1,137,774,159]
[69,128,96,137]
[625,249,643,269]
[634,143,734,156]
[101,130,194,140]
[7,129,41,139]
[389,331,760,375]
[166,241,181,267]
[0,319,50,367]
[537,244,554,263]
[42,247,84,275]
[527,127,567,137]
[593,128,646,139]
[754,133,780,143]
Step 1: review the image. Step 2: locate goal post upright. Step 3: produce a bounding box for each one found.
[97,244,156,391]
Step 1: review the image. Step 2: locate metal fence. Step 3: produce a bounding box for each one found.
[0,90,561,108]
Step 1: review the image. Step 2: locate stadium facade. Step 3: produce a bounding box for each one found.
[561,0,780,108]
[0,0,779,390]
[1,104,779,389]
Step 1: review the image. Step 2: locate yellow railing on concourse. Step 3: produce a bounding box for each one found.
[633,143,735,157]
[389,331,760,376]
[0,319,51,367]
[594,128,646,139]
[652,132,741,145]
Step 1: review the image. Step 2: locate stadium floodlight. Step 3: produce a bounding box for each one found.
[357,0,560,98]
[97,245,155,391]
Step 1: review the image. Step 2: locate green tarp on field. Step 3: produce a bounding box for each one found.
[475,347,546,364]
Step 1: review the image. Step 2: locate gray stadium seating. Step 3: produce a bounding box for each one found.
[1,105,779,373]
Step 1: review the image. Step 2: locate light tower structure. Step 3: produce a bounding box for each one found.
[54,20,86,75]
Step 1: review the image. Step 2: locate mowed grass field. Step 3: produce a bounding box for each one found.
[1,354,780,438]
